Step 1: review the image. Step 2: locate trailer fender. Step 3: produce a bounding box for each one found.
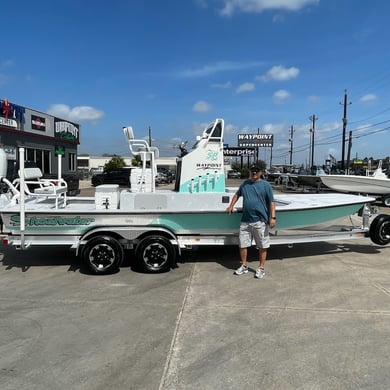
[369,214,390,245]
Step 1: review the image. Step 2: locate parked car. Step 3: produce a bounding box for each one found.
[155,171,169,185]
[227,170,241,179]
[91,168,132,186]
[157,167,174,183]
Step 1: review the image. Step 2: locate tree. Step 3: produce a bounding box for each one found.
[131,155,142,167]
[103,155,126,172]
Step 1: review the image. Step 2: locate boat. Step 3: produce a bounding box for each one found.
[0,118,388,274]
[296,167,327,189]
[320,161,390,206]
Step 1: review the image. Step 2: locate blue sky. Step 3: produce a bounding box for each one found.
[2,0,390,167]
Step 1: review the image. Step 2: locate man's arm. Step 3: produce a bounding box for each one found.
[226,194,239,214]
[269,201,276,227]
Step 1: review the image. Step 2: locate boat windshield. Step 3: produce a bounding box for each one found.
[192,121,223,149]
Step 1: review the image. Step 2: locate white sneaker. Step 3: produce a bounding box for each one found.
[234,265,249,275]
[255,267,265,279]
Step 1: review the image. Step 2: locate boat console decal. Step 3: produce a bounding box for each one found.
[9,215,95,227]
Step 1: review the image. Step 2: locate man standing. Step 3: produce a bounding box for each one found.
[226,164,276,279]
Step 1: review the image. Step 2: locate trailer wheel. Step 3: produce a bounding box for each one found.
[135,235,176,273]
[369,214,390,246]
[82,236,123,274]
[382,195,390,207]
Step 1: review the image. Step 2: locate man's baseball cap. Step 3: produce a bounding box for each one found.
[250,164,262,172]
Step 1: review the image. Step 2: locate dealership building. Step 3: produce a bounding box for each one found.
[0,98,79,177]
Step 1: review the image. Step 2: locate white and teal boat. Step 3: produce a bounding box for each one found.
[0,119,388,274]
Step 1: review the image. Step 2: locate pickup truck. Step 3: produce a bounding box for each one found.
[91,167,132,186]
[4,160,80,196]
[42,172,80,196]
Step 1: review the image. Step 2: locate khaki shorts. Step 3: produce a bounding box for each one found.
[239,221,270,249]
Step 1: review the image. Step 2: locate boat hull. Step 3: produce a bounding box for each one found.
[0,193,374,236]
[320,175,390,195]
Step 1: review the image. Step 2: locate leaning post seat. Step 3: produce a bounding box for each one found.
[16,167,68,208]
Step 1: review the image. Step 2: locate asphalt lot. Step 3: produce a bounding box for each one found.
[1,181,390,389]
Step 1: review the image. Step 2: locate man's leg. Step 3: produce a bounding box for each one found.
[240,247,248,266]
[234,246,249,275]
[259,248,267,269]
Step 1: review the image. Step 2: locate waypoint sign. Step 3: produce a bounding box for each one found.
[238,133,273,147]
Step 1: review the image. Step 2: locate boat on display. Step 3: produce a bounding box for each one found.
[296,167,327,189]
[320,161,390,206]
[0,118,389,274]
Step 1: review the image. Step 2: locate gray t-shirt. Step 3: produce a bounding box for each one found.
[236,179,274,223]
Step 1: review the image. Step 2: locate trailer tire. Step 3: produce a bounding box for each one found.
[369,214,390,245]
[382,195,390,207]
[135,235,176,273]
[82,236,124,274]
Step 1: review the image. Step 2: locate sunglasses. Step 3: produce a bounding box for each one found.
[251,170,260,173]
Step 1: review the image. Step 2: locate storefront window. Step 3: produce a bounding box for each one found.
[43,150,51,174]
[24,147,51,173]
[69,152,76,171]
[26,148,35,162]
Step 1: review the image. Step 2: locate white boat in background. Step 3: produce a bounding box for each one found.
[297,167,327,189]
[0,118,389,274]
[320,161,390,206]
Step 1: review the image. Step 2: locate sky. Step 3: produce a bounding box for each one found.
[2,0,390,168]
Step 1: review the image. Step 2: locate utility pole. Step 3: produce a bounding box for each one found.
[148,126,152,146]
[346,130,353,173]
[340,90,352,171]
[289,125,294,165]
[309,115,317,169]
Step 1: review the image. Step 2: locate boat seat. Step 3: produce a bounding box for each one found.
[123,126,159,192]
[123,126,160,159]
[14,167,67,208]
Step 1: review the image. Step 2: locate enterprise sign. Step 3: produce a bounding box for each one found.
[238,133,273,147]
[224,147,255,157]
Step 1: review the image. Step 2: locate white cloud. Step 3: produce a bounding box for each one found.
[359,94,377,103]
[178,61,263,78]
[192,100,212,112]
[47,104,104,122]
[219,0,319,16]
[307,95,320,103]
[273,89,290,104]
[257,65,300,82]
[236,82,255,93]
[262,122,287,135]
[211,81,232,89]
[194,0,208,8]
[0,59,13,70]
